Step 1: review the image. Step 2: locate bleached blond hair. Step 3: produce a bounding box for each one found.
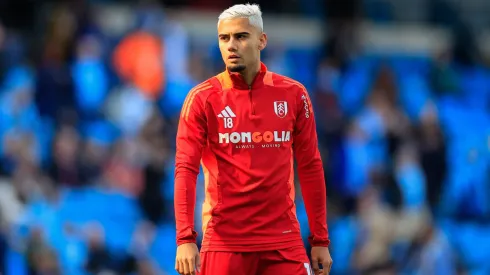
[218,3,263,32]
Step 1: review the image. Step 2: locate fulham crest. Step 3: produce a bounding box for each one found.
[274,101,288,118]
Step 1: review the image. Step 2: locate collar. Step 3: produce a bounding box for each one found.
[217,62,273,90]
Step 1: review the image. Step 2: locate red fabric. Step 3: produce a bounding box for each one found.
[174,62,330,252]
[198,246,313,275]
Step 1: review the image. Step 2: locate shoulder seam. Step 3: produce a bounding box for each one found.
[282,77,307,92]
[278,77,311,120]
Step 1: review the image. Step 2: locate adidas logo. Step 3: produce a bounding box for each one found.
[217,106,236,118]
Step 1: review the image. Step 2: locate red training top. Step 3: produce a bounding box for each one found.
[174,62,330,252]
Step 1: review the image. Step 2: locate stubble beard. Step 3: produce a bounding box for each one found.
[227,64,246,73]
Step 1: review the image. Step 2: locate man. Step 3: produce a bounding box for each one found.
[174,4,332,275]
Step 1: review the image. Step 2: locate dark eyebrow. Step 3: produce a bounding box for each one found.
[234,32,250,36]
[218,32,250,37]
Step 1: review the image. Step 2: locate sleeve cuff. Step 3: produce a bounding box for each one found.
[308,236,330,247]
[176,229,198,246]
[176,239,197,246]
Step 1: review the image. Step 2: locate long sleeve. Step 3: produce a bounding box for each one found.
[174,89,208,246]
[293,89,330,247]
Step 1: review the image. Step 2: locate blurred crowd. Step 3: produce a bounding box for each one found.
[0,0,488,275]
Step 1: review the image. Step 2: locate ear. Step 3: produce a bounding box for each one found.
[258,32,267,51]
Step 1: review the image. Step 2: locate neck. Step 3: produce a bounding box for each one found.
[240,61,261,86]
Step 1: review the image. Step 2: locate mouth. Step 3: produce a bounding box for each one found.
[228,54,240,60]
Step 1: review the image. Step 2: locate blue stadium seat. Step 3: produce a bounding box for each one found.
[294,200,309,240]
[150,223,177,273]
[398,74,431,121]
[457,66,489,110]
[72,57,109,114]
[343,137,371,197]
[57,187,101,225]
[449,222,490,272]
[95,190,143,250]
[396,161,426,210]
[285,48,321,89]
[5,248,27,275]
[438,98,490,217]
[338,57,375,116]
[51,231,88,275]
[160,77,197,118]
[389,55,431,77]
[329,216,358,274]
[81,120,119,146]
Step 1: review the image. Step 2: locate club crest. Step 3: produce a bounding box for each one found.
[274,101,288,118]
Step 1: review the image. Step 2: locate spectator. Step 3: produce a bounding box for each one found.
[353,186,397,273]
[71,34,109,120]
[113,30,165,100]
[138,111,168,225]
[26,227,61,275]
[84,223,115,275]
[416,105,447,213]
[103,138,144,196]
[404,219,457,275]
[34,5,77,123]
[48,125,85,188]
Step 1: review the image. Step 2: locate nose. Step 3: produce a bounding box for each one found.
[226,37,237,52]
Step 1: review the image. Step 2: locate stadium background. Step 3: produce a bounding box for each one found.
[0,0,489,274]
